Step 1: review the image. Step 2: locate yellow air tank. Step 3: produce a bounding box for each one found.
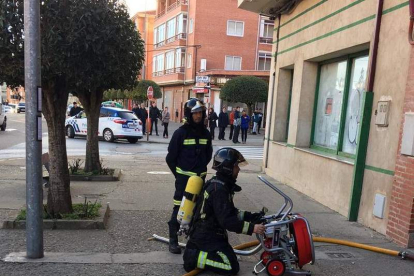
[177,176,204,229]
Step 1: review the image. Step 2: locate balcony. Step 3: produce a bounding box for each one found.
[156,0,188,20]
[259,37,273,44]
[152,67,185,78]
[238,0,297,16]
[154,33,187,49]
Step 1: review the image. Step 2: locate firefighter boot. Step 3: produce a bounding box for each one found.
[168,221,182,254]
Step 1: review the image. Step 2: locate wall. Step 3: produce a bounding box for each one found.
[265,0,411,238]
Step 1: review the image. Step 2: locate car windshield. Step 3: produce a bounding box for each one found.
[118,111,138,120]
[19,103,25,106]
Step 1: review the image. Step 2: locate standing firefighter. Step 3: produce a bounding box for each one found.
[183,148,265,274]
[166,98,213,254]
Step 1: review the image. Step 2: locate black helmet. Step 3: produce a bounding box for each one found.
[184,98,206,125]
[212,148,248,176]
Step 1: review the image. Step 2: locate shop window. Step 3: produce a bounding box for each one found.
[312,53,369,157]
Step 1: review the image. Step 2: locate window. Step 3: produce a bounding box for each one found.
[225,56,242,70]
[187,54,192,68]
[155,24,165,46]
[167,18,176,41]
[227,20,244,37]
[189,18,194,34]
[177,13,187,37]
[258,52,272,71]
[153,54,165,75]
[175,48,186,72]
[312,54,369,156]
[259,18,274,43]
[166,51,175,72]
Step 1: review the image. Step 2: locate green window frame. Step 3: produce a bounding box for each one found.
[310,51,369,158]
[285,70,294,141]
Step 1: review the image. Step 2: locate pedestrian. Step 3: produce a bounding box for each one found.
[132,103,140,118]
[69,102,83,117]
[257,108,263,134]
[229,108,235,140]
[183,148,266,274]
[241,111,250,144]
[232,106,241,144]
[208,107,218,140]
[166,98,213,254]
[162,106,170,139]
[139,103,148,134]
[218,107,229,140]
[149,102,160,136]
[252,110,260,135]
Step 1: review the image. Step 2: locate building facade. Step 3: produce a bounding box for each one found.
[239,0,414,248]
[131,10,156,81]
[152,0,271,121]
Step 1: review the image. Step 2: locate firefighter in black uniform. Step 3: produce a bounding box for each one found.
[183,148,266,275]
[166,98,213,254]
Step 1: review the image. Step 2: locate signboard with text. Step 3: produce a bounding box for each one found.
[196,76,210,83]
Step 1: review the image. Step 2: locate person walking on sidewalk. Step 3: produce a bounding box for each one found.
[240,111,250,144]
[166,98,213,254]
[183,148,265,274]
[257,108,263,134]
[162,106,171,138]
[150,102,160,136]
[132,103,140,118]
[139,103,148,134]
[218,107,229,140]
[232,107,241,144]
[228,108,235,140]
[252,110,260,135]
[208,107,218,140]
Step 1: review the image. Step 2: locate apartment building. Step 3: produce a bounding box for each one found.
[131,10,156,81]
[239,0,414,248]
[152,0,272,121]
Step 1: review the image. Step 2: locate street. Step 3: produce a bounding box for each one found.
[0,120,412,276]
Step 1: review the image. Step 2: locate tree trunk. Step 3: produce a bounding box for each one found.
[78,91,103,172]
[43,80,73,216]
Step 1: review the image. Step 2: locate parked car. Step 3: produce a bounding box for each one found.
[8,104,17,113]
[17,102,25,113]
[0,103,6,131]
[3,106,13,114]
[65,107,143,143]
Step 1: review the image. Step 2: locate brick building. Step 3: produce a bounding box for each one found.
[240,0,414,248]
[152,0,271,122]
[131,10,156,81]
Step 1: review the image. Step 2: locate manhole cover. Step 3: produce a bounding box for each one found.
[326,252,354,259]
[147,171,171,175]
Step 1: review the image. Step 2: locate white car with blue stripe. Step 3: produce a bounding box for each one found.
[65,107,143,143]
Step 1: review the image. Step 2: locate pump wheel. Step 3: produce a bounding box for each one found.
[266,259,285,276]
[260,251,273,266]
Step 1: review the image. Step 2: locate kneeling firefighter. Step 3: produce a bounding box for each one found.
[183,148,266,275]
[166,98,213,254]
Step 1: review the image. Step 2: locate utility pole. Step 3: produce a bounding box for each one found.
[24,0,44,258]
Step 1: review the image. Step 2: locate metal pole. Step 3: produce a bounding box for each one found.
[24,0,43,258]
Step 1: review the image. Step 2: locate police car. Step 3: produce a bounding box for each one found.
[65,107,143,143]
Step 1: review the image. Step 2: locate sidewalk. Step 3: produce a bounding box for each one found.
[144,121,265,146]
[0,145,413,275]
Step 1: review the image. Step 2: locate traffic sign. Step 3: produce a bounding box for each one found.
[147,86,154,99]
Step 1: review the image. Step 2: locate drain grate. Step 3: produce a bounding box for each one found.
[326,252,355,259]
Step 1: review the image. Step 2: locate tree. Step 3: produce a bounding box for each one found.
[220,76,268,115]
[0,0,75,215]
[68,0,144,172]
[132,80,162,102]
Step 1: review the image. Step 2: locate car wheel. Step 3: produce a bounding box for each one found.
[127,138,138,144]
[1,118,6,131]
[103,129,114,142]
[66,125,75,138]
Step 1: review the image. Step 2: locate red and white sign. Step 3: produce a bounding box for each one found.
[193,87,208,94]
[147,86,154,99]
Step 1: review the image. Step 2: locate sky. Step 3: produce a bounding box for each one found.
[124,0,157,16]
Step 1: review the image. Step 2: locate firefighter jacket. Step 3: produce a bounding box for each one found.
[189,174,255,251]
[166,124,213,178]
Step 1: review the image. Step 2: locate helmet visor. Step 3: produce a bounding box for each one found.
[191,100,206,113]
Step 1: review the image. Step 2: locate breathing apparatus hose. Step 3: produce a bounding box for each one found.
[181,237,413,276]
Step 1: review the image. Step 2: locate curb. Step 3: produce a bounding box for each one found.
[70,169,121,182]
[1,204,110,230]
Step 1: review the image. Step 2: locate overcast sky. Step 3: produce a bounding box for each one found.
[124,0,157,16]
